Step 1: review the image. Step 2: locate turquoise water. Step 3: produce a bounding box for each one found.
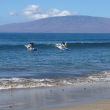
[0,33,110,79]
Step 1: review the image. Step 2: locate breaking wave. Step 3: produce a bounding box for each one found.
[1,42,110,50]
[0,70,110,89]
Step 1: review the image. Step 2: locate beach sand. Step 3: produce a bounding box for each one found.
[0,83,110,110]
[43,99,110,110]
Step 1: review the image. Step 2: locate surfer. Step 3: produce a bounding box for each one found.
[56,42,69,50]
[61,41,66,48]
[28,43,34,48]
[25,42,36,51]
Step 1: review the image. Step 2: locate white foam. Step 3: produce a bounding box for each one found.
[0,78,59,90]
[88,71,110,82]
[0,70,110,90]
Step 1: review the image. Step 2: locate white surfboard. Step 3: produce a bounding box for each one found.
[25,44,30,49]
[25,45,37,51]
[56,43,67,50]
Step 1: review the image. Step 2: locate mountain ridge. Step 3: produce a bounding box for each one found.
[0,15,110,33]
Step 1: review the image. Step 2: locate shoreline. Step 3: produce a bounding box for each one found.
[0,70,110,90]
[0,70,110,110]
[0,82,110,110]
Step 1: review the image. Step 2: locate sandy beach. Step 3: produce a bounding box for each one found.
[43,99,110,110]
[0,82,110,110]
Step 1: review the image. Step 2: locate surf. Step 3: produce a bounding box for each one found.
[1,42,110,51]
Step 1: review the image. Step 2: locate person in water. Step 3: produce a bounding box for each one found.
[61,41,66,48]
[29,43,34,48]
[27,42,35,51]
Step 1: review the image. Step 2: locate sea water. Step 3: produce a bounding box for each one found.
[0,33,110,89]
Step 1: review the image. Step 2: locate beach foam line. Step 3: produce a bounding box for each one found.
[0,70,110,90]
[88,70,110,81]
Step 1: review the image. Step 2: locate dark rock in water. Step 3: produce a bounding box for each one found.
[1,15,110,33]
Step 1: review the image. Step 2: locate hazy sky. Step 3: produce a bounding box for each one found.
[0,0,110,25]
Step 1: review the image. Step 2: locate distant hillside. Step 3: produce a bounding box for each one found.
[0,15,110,33]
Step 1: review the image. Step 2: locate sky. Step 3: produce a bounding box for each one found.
[0,0,110,25]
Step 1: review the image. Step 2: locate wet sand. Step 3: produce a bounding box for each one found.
[43,99,110,110]
[0,83,110,110]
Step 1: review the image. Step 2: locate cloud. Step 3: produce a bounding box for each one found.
[47,8,71,17]
[23,5,41,15]
[30,14,49,19]
[10,4,78,20]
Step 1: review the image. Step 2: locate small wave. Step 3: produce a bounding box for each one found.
[0,70,110,89]
[0,44,54,50]
[88,70,110,82]
[1,42,110,50]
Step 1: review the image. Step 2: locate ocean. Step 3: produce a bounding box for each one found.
[0,33,110,89]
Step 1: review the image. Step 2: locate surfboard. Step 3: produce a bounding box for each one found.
[25,45,37,51]
[56,43,68,50]
[25,44,30,49]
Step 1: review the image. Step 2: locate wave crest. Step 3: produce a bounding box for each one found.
[1,42,110,50]
[0,70,110,89]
